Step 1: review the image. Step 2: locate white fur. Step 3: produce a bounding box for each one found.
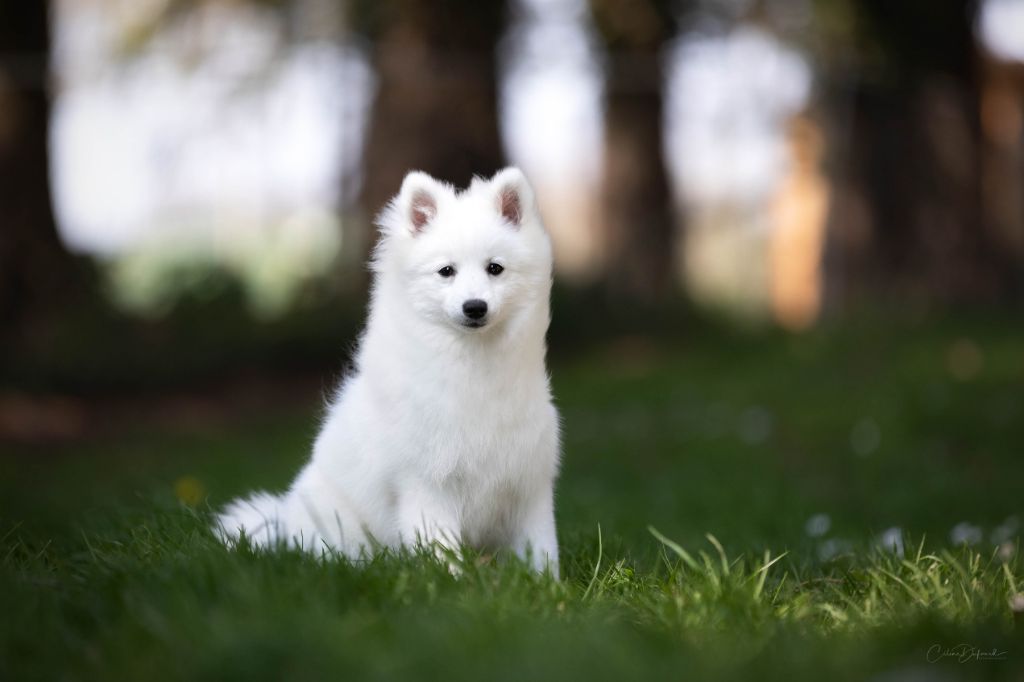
[215,167,560,574]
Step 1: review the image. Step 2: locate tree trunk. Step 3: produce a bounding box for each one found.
[589,0,676,301]
[357,1,506,227]
[0,1,90,338]
[822,0,1021,306]
[602,61,674,300]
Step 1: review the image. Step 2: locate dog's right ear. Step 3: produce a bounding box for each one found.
[398,171,441,235]
[490,167,537,230]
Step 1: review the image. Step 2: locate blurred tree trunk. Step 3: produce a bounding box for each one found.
[0,1,88,337]
[355,1,506,230]
[822,0,1021,307]
[591,0,676,301]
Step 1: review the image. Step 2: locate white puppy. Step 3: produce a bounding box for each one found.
[216,167,560,574]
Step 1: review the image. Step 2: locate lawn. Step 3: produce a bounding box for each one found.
[2,315,1023,680]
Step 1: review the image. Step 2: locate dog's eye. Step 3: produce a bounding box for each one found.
[438,266,456,278]
[487,263,504,276]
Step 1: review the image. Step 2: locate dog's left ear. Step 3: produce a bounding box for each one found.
[491,167,536,229]
[398,171,443,235]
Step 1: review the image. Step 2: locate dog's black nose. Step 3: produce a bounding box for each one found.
[462,299,488,319]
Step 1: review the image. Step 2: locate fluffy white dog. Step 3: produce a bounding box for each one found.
[216,167,560,574]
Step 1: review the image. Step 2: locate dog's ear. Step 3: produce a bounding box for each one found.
[398,171,441,235]
[491,167,536,229]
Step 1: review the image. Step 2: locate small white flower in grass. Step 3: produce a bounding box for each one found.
[998,541,1016,562]
[991,515,1019,544]
[950,522,984,546]
[849,418,881,456]
[817,537,852,562]
[804,513,831,538]
[876,527,904,557]
[1010,594,1024,613]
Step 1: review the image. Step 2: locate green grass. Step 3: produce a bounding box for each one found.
[2,315,1023,680]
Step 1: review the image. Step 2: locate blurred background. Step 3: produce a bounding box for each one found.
[3,8,1024,673]
[0,0,1022,440]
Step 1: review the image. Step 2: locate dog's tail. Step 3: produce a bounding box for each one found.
[214,473,370,556]
[214,491,289,549]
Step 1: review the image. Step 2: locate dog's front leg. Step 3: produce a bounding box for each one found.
[513,488,559,577]
[396,484,462,564]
